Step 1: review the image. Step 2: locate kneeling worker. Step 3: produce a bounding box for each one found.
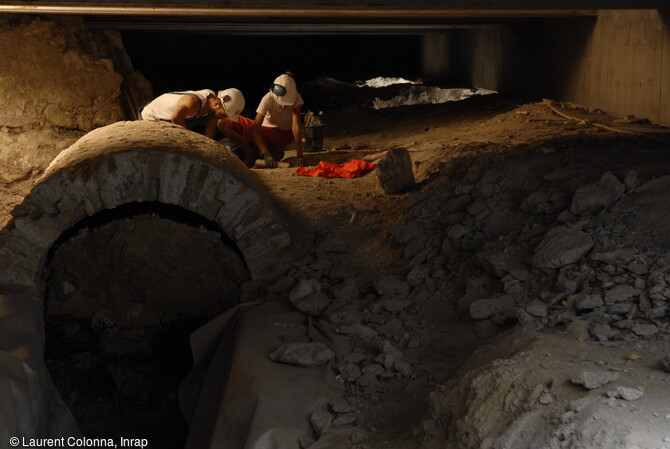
[140,88,245,140]
[217,73,306,168]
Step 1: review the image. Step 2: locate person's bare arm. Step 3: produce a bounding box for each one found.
[170,95,200,127]
[204,117,218,139]
[250,113,271,155]
[292,106,304,158]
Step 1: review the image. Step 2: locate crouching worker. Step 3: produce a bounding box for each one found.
[139,88,244,140]
[217,73,306,168]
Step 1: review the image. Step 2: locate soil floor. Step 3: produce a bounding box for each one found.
[5,90,670,448]
[253,94,670,449]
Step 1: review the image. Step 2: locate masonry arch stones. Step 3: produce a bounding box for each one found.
[0,120,304,436]
[0,120,298,291]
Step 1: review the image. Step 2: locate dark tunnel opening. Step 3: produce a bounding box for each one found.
[43,202,251,448]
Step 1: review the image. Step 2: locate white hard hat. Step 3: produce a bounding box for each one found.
[217,88,245,122]
[270,73,297,106]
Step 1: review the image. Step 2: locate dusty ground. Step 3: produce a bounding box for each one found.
[5,85,670,447]
[248,91,670,448]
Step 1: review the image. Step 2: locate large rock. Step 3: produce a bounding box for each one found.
[532,226,594,269]
[376,147,415,194]
[570,172,625,216]
[469,295,516,320]
[269,342,335,367]
[570,370,619,389]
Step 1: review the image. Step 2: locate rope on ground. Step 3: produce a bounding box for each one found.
[542,98,669,144]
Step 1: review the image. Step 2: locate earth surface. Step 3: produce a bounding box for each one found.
[4,82,670,448]
[255,89,670,449]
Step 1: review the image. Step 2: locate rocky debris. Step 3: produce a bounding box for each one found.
[328,397,355,414]
[260,161,670,448]
[336,323,379,339]
[374,275,411,301]
[469,295,516,321]
[420,327,670,449]
[570,171,625,216]
[310,409,333,438]
[564,319,590,341]
[269,342,335,367]
[267,276,295,294]
[531,226,594,269]
[294,291,331,316]
[606,386,644,401]
[290,278,322,302]
[288,278,331,316]
[376,147,415,194]
[384,166,670,342]
[659,356,670,373]
[570,370,620,389]
[332,412,358,426]
[271,163,669,449]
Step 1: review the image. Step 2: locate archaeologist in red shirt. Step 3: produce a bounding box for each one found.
[217,73,306,168]
[140,88,244,140]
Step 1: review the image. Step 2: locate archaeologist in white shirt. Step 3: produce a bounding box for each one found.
[140,88,245,140]
[252,73,306,168]
[216,73,306,168]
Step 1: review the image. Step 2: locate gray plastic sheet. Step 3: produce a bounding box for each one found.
[179,300,349,449]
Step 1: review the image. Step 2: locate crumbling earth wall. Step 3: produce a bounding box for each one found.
[0,15,151,225]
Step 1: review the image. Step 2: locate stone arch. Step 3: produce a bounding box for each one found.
[0,120,297,290]
[0,120,303,437]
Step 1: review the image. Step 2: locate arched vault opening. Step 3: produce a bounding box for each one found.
[0,120,302,439]
[0,120,296,290]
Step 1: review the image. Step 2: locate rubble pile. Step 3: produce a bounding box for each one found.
[256,157,670,446]
[257,257,422,392]
[391,164,670,342]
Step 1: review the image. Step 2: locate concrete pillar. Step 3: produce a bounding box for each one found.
[660,10,670,125]
[470,25,511,92]
[422,32,450,83]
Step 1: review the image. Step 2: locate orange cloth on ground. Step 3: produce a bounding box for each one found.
[296,160,376,179]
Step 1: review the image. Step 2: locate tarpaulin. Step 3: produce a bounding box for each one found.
[0,290,81,440]
[296,160,376,179]
[179,300,350,449]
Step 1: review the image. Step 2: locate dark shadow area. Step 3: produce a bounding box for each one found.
[510,17,596,100]
[43,202,251,448]
[120,31,423,111]
[48,201,244,261]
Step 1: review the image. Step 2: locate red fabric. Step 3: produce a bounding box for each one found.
[223,115,254,139]
[222,116,293,149]
[259,127,293,150]
[296,160,376,179]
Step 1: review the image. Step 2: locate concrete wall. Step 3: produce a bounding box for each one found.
[457,10,670,124]
[450,26,512,92]
[663,12,670,125]
[562,10,668,124]
[422,33,451,82]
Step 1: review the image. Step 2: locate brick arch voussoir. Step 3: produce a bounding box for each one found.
[0,121,295,289]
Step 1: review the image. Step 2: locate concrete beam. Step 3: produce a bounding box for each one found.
[0,1,667,14]
[0,5,601,19]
